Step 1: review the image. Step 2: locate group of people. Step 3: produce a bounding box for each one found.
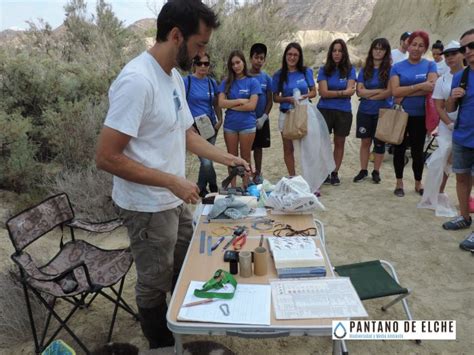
[93,0,474,349]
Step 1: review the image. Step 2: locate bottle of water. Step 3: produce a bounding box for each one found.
[293,88,301,101]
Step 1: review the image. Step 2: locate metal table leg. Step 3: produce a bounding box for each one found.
[174,333,183,355]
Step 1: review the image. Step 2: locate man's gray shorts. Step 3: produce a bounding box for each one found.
[117,203,193,308]
[452,142,474,175]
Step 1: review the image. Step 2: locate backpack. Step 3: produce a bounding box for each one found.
[454,67,470,129]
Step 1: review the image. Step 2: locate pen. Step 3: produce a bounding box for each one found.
[211,236,225,251]
[182,298,216,307]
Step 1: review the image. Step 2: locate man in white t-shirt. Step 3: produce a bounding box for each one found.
[96,0,249,349]
[391,31,411,64]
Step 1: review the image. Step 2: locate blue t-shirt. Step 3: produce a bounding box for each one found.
[251,71,272,117]
[183,75,218,125]
[452,68,474,148]
[317,66,357,113]
[357,68,393,115]
[390,59,437,116]
[218,76,261,131]
[271,68,315,111]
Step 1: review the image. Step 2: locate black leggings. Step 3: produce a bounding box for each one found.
[393,116,426,181]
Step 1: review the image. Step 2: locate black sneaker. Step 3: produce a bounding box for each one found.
[330,172,340,186]
[353,170,368,183]
[323,175,331,185]
[371,170,381,184]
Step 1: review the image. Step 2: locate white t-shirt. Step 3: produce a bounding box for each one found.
[104,51,194,212]
[435,59,449,76]
[391,48,408,64]
[432,71,457,138]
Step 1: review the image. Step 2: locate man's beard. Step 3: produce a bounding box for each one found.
[177,41,192,71]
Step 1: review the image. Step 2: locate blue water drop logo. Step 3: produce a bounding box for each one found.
[333,322,347,339]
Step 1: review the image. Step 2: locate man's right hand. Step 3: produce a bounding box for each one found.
[169,177,200,204]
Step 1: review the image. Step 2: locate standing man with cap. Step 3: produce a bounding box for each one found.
[392,31,411,64]
[95,0,249,348]
[249,43,273,183]
[442,28,474,253]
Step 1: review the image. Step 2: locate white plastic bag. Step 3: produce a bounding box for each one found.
[265,176,325,212]
[293,104,335,193]
[417,134,457,217]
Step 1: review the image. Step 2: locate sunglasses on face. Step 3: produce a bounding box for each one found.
[194,61,210,67]
[460,41,474,54]
[444,51,460,58]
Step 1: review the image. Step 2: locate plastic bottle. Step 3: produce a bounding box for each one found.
[293,88,301,101]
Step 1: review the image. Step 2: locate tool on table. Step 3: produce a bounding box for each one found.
[199,231,206,254]
[207,235,212,256]
[211,236,225,251]
[219,303,230,316]
[222,226,246,251]
[232,231,247,250]
[182,298,216,308]
[219,165,248,196]
[194,269,238,299]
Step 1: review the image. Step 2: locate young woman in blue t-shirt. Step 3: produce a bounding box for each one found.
[390,31,438,197]
[317,39,357,185]
[184,53,222,197]
[354,38,393,184]
[218,50,261,187]
[272,42,317,177]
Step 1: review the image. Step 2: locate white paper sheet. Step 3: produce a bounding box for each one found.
[271,277,368,319]
[178,281,271,325]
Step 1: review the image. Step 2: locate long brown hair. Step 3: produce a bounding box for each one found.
[278,42,307,93]
[324,39,352,79]
[363,38,391,88]
[224,50,249,95]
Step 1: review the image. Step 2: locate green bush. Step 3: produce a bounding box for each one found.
[0,112,42,193]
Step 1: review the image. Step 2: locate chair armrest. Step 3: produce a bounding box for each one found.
[66,218,123,233]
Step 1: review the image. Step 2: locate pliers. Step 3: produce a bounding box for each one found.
[232,231,247,250]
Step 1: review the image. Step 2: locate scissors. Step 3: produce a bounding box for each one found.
[232,231,247,250]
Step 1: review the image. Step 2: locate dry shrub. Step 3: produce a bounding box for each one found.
[0,267,48,347]
[45,165,117,222]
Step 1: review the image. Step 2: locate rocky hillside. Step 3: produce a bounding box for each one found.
[352,0,474,51]
[272,0,377,32]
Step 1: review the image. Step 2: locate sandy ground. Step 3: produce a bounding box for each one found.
[0,97,473,354]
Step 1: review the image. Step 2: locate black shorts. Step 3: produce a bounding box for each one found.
[356,111,378,138]
[319,108,352,137]
[356,111,385,154]
[252,119,271,149]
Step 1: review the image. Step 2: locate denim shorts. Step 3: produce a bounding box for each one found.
[452,142,474,175]
[223,127,256,134]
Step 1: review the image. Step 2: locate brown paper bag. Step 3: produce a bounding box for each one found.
[282,103,308,140]
[375,106,408,145]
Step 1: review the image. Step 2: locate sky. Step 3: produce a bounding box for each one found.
[0,0,165,31]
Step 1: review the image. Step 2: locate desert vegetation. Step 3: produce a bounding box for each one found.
[0,0,292,220]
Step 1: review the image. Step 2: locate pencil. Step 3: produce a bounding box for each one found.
[182,298,215,307]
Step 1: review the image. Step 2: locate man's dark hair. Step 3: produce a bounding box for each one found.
[461,28,474,39]
[156,0,220,42]
[250,43,267,58]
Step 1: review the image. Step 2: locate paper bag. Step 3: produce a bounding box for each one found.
[282,103,308,140]
[375,106,408,145]
[194,114,215,140]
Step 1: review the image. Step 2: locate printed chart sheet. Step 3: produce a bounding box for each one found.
[178,281,271,325]
[271,277,368,320]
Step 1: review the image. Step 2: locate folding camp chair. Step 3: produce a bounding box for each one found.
[334,260,420,344]
[5,193,138,354]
